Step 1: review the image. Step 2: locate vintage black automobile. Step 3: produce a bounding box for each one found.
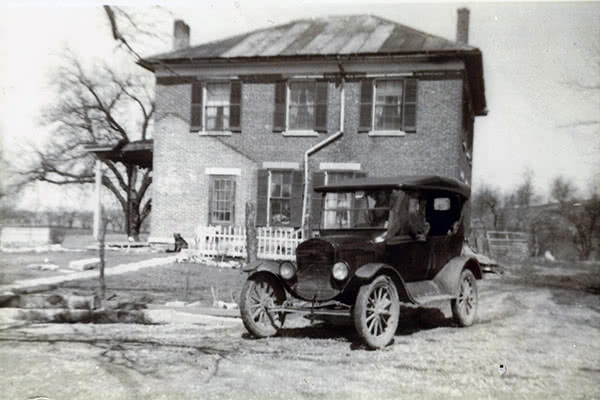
[240,175,482,349]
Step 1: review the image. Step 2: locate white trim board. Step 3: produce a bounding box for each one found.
[262,161,300,170]
[319,162,361,171]
[205,167,241,176]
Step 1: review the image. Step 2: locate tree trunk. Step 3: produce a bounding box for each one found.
[98,213,107,301]
[246,202,258,263]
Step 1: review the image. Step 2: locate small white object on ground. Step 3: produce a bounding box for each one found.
[544,250,556,262]
[26,263,60,271]
[68,258,100,271]
[214,300,239,310]
[165,301,186,307]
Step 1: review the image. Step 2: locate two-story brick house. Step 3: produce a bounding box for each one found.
[141,10,487,244]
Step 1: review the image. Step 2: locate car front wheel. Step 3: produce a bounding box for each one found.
[451,269,478,326]
[240,274,286,338]
[353,275,400,349]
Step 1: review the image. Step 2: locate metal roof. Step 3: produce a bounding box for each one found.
[142,15,487,116]
[314,175,471,198]
[148,15,475,61]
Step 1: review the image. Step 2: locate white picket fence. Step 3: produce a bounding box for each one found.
[193,225,303,261]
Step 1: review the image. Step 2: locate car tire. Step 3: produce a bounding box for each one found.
[240,273,287,338]
[353,275,400,349]
[451,269,478,327]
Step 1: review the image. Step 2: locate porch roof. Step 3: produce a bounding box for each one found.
[86,139,153,169]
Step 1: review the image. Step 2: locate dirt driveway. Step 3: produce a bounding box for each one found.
[0,261,598,400]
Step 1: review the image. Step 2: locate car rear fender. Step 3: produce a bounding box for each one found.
[355,263,415,303]
[433,256,482,297]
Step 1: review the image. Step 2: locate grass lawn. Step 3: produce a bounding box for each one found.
[57,261,248,307]
[0,250,165,285]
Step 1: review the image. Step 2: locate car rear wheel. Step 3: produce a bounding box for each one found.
[451,269,478,327]
[240,274,287,338]
[353,275,400,349]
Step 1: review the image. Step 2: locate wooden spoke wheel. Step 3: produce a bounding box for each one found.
[353,275,400,349]
[240,274,286,338]
[451,269,478,327]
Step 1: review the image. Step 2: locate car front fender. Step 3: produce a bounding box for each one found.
[242,259,282,275]
[355,263,415,303]
[433,255,482,297]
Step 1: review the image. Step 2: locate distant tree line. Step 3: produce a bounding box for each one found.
[472,173,600,261]
[0,206,150,233]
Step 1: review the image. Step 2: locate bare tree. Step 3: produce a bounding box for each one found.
[19,52,154,239]
[549,176,600,260]
[473,185,504,229]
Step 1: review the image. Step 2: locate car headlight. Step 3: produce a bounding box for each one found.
[279,262,296,280]
[332,261,349,281]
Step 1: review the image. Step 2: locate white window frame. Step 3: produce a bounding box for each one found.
[208,174,236,225]
[266,169,294,227]
[368,78,407,137]
[282,80,320,137]
[199,81,234,136]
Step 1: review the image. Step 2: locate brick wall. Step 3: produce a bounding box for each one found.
[150,75,468,241]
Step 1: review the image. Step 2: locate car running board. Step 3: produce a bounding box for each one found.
[405,280,454,305]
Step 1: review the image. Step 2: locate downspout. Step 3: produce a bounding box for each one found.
[301,79,345,236]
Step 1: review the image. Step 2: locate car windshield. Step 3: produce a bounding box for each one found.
[321,189,391,229]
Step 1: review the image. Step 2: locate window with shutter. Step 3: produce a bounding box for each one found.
[273,80,329,134]
[314,81,328,133]
[360,78,418,135]
[256,169,269,226]
[191,81,243,133]
[402,78,417,132]
[229,80,242,132]
[311,172,325,228]
[190,82,203,131]
[273,82,287,132]
[358,79,373,132]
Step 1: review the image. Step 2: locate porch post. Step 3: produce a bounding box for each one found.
[93,160,102,240]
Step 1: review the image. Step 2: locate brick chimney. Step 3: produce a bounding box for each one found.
[456,8,470,45]
[173,20,190,50]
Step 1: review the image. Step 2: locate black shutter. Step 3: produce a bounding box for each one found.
[290,170,304,227]
[314,81,328,133]
[190,82,203,131]
[358,79,373,132]
[256,169,269,226]
[273,81,286,132]
[229,81,242,132]
[403,78,417,132]
[311,172,325,228]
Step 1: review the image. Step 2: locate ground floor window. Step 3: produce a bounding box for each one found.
[322,171,364,228]
[209,175,235,224]
[269,171,292,225]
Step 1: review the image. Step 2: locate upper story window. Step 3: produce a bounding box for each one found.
[190,81,241,133]
[359,78,418,135]
[273,81,328,135]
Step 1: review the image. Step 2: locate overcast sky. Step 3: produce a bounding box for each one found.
[0,0,599,210]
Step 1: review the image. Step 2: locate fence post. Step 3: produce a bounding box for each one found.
[246,202,258,263]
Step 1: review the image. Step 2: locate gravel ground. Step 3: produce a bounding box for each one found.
[0,259,598,400]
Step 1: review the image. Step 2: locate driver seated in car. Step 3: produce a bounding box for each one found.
[385,190,429,241]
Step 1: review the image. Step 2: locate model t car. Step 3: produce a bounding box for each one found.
[240,175,482,349]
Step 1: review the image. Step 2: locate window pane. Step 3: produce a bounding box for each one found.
[375,80,403,131]
[269,171,293,225]
[205,83,230,130]
[210,176,235,224]
[289,82,315,130]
